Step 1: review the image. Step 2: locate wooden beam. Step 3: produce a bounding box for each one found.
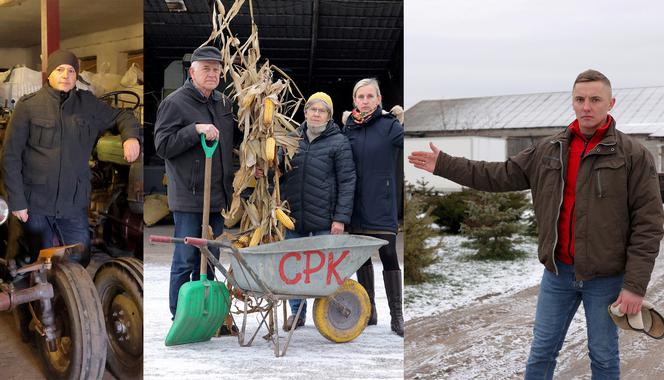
[306,0,319,94]
[40,0,60,75]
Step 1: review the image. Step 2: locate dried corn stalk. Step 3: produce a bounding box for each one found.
[204,0,303,247]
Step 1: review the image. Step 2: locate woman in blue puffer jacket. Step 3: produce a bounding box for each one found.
[343,78,404,337]
[281,92,356,331]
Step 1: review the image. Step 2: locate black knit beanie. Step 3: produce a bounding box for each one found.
[46,50,79,76]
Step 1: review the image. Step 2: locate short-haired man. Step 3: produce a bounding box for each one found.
[154,46,234,320]
[408,69,664,379]
[2,49,140,261]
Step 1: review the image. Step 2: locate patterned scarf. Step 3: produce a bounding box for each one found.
[351,107,378,125]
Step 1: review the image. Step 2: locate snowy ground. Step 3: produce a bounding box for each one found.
[144,225,404,380]
[405,234,542,321]
[405,235,664,379]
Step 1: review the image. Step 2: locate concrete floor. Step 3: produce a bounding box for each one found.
[0,311,44,380]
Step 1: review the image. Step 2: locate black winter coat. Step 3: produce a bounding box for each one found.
[2,85,140,217]
[343,107,404,233]
[154,79,234,213]
[281,120,356,234]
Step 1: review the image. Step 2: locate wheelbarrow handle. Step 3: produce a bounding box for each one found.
[149,235,185,244]
[184,236,230,249]
[184,236,222,248]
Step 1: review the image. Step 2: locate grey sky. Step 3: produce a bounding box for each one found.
[405,0,664,109]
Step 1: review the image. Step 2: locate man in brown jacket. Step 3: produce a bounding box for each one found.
[408,70,664,379]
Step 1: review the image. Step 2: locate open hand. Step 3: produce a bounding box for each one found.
[407,142,441,173]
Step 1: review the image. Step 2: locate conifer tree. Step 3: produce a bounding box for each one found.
[461,191,527,260]
[404,182,442,284]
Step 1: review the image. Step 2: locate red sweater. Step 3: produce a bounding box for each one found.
[555,116,612,264]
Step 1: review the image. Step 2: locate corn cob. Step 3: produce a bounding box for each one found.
[242,93,255,108]
[238,234,250,245]
[249,227,262,246]
[263,98,274,125]
[275,208,294,230]
[265,137,276,161]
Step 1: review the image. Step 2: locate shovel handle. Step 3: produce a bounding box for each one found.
[200,134,216,277]
[201,134,218,158]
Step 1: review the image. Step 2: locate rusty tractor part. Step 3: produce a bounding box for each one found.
[0,282,54,311]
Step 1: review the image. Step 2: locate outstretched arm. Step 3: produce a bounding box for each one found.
[409,141,531,192]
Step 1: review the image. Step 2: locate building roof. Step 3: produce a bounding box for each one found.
[405,86,664,137]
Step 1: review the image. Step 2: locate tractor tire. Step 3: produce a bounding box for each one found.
[94,257,143,379]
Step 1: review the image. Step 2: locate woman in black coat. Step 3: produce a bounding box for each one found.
[343,78,404,336]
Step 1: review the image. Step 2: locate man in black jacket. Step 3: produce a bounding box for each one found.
[154,46,235,319]
[2,49,140,262]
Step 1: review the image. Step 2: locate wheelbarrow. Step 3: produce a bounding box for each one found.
[150,234,387,356]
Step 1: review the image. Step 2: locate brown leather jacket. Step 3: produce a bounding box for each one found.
[434,119,664,296]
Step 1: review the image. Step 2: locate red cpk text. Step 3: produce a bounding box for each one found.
[279,249,350,285]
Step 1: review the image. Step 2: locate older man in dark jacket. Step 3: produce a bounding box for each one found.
[409,69,664,379]
[154,46,235,319]
[280,92,356,330]
[2,49,140,262]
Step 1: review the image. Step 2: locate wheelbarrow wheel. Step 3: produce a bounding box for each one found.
[34,260,107,380]
[94,257,143,379]
[313,279,371,343]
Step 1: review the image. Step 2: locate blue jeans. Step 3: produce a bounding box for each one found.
[23,209,89,260]
[169,211,224,318]
[525,261,622,380]
[285,229,330,321]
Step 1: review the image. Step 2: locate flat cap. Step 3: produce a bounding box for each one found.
[191,46,223,62]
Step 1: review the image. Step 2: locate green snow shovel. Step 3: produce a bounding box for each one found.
[165,135,229,346]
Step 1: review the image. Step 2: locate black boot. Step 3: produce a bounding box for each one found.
[356,263,377,325]
[383,270,403,337]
